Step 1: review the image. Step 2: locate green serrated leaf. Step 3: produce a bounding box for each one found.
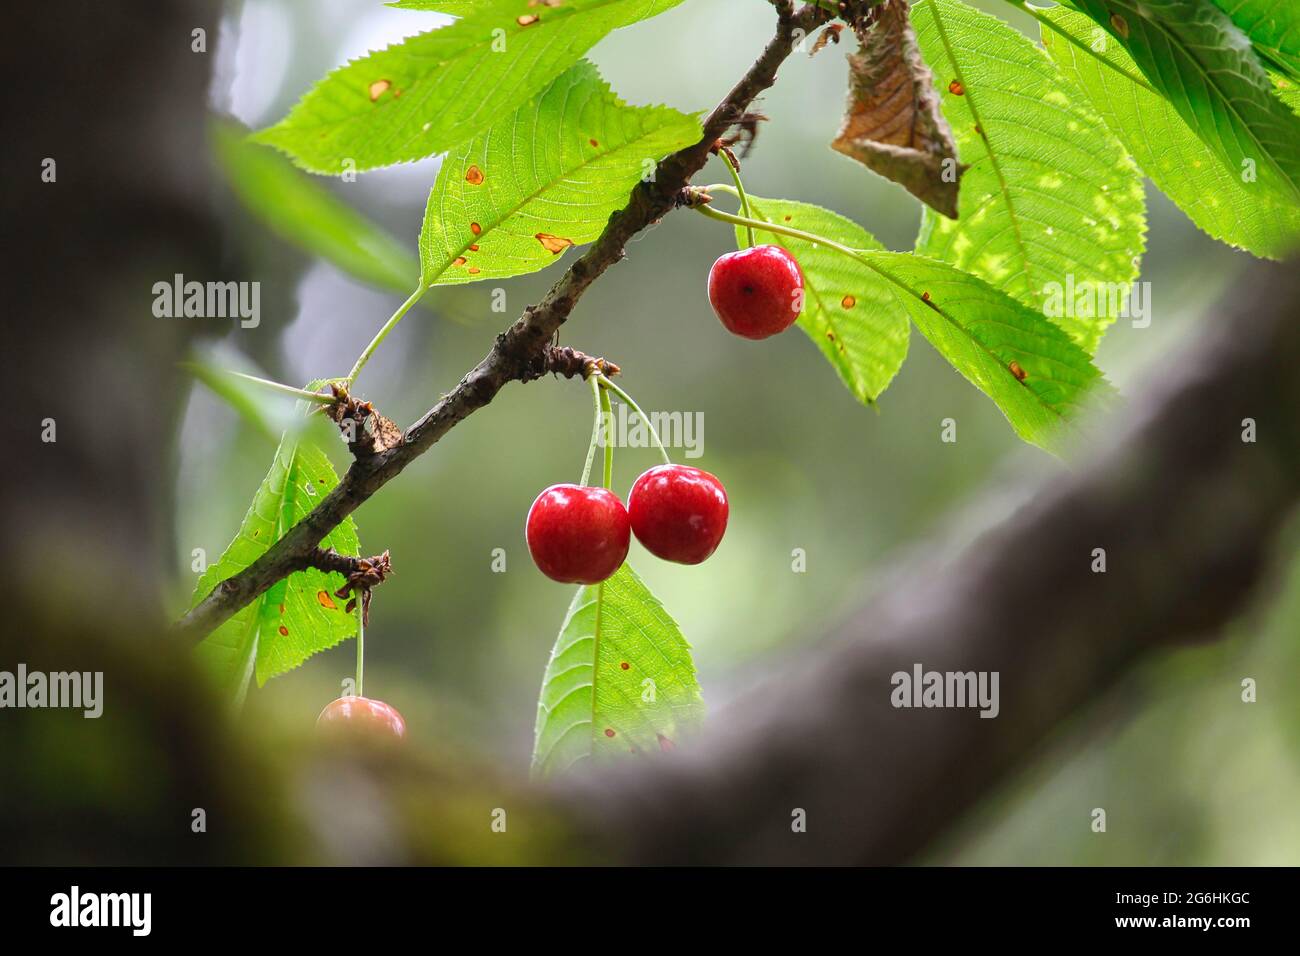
[730,195,909,405]
[193,437,360,703]
[1066,0,1300,206]
[736,196,1111,451]
[253,0,685,174]
[1213,0,1300,79]
[872,251,1114,453]
[912,0,1146,354]
[389,0,486,12]
[419,60,700,285]
[213,120,418,292]
[532,564,704,778]
[1040,5,1300,258]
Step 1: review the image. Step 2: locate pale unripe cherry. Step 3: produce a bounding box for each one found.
[316,695,407,740]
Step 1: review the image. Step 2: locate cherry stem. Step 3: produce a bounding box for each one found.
[354,592,365,699]
[579,372,603,487]
[597,374,672,465]
[694,188,903,293]
[184,365,336,405]
[717,149,755,248]
[345,282,428,385]
[599,382,614,490]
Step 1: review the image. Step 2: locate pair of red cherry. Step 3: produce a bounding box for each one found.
[527,464,729,584]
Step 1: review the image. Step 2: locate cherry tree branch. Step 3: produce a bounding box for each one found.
[174,1,832,642]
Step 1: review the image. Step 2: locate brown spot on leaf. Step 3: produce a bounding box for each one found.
[620,661,630,670]
[948,80,964,96]
[921,291,931,301]
[535,233,574,255]
[468,266,481,275]
[470,222,482,236]
[516,13,540,26]
[277,625,289,636]
[784,215,793,222]
[589,138,599,147]
[604,728,616,738]
[317,590,338,610]
[279,604,285,615]
[453,256,467,267]
[841,294,856,309]
[468,244,480,252]
[1009,360,1027,382]
[1110,13,1129,38]
[368,79,391,102]
[465,165,484,185]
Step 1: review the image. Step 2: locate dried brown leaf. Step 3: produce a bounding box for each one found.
[831,0,965,218]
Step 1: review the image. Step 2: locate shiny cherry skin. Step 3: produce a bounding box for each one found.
[627,464,729,565]
[316,696,407,740]
[707,244,804,339]
[526,483,630,584]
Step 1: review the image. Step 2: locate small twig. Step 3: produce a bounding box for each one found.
[521,344,621,383]
[306,548,393,626]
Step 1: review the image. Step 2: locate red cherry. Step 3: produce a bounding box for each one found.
[627,464,729,565]
[316,696,406,740]
[707,244,803,339]
[526,484,630,584]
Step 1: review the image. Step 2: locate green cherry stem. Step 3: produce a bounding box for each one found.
[716,149,755,248]
[354,593,365,699]
[598,374,671,465]
[579,371,604,487]
[346,282,428,385]
[599,381,615,490]
[693,191,914,300]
